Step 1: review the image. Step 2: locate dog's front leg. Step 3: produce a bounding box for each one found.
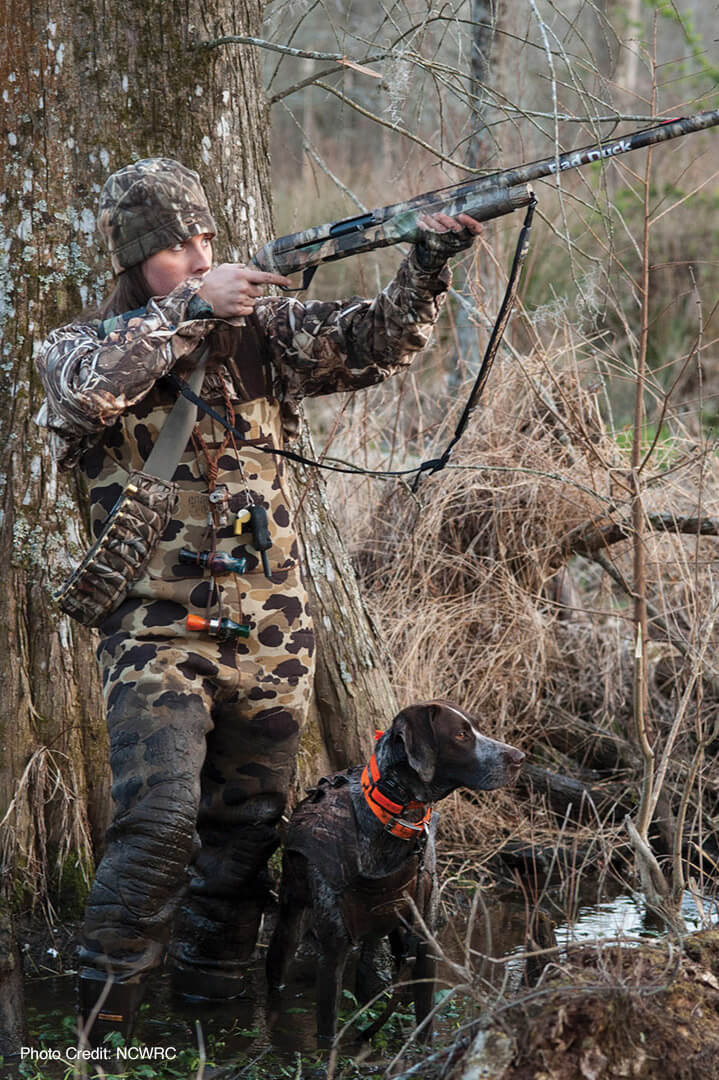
[412,938,437,1042]
[412,816,439,1041]
[316,939,351,1045]
[266,902,305,992]
[356,938,392,1004]
[267,850,313,994]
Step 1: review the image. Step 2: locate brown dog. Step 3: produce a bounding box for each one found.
[266,701,524,1043]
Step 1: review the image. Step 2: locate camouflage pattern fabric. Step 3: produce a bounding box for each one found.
[36,280,209,467]
[97,159,217,274]
[414,221,477,270]
[79,615,313,977]
[36,249,450,465]
[77,361,315,979]
[35,247,450,981]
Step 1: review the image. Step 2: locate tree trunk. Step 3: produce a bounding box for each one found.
[0,902,24,1054]
[615,0,644,102]
[1,0,396,907]
[290,435,398,781]
[468,0,497,170]
[0,906,24,1055]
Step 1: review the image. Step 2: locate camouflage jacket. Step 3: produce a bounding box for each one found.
[36,250,450,469]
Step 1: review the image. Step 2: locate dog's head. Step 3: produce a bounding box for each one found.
[390,700,524,797]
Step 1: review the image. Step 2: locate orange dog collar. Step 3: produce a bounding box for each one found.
[360,752,432,840]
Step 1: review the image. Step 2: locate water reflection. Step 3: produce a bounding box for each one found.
[437,884,719,993]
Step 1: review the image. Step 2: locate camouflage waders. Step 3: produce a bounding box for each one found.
[76,335,314,990]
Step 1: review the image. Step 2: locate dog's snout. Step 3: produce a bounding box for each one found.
[505,746,525,769]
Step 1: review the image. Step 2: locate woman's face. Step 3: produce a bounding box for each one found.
[143,233,213,297]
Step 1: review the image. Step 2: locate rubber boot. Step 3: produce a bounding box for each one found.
[168,897,265,1001]
[77,969,146,1048]
[169,959,252,1002]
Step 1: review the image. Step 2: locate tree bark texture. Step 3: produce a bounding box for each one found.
[1,0,397,899]
[0,906,24,1055]
[290,437,398,778]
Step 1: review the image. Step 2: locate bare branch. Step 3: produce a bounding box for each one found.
[633,624,655,841]
[269,58,388,104]
[625,815,672,916]
[279,102,368,211]
[590,552,719,693]
[266,0,322,90]
[194,34,362,62]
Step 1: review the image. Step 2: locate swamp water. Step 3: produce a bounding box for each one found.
[13,886,718,1079]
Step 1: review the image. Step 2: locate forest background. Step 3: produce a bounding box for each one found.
[1,0,719,1075]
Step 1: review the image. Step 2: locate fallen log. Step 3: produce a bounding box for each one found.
[518,761,635,823]
[542,715,639,773]
[489,840,596,887]
[562,511,719,558]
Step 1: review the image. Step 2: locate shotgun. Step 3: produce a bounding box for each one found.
[249,110,719,288]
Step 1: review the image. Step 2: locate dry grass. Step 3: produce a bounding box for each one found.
[0,746,93,915]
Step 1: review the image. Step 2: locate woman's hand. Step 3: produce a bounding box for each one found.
[197,264,292,318]
[418,211,483,238]
[415,212,482,270]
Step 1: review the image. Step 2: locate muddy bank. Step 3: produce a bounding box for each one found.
[454,930,719,1080]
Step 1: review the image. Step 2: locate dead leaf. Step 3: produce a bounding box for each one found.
[550,1003,568,1042]
[338,57,382,78]
[580,1047,608,1080]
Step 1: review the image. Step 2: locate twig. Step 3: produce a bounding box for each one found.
[266,0,322,90]
[269,53,391,103]
[673,743,704,899]
[279,102,368,211]
[629,41,656,844]
[648,604,719,824]
[195,1020,206,1080]
[625,814,672,915]
[314,80,483,171]
[389,1033,473,1079]
[589,551,719,693]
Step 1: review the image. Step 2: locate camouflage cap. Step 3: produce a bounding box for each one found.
[97,158,217,274]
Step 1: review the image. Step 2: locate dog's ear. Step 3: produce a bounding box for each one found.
[392,705,438,783]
